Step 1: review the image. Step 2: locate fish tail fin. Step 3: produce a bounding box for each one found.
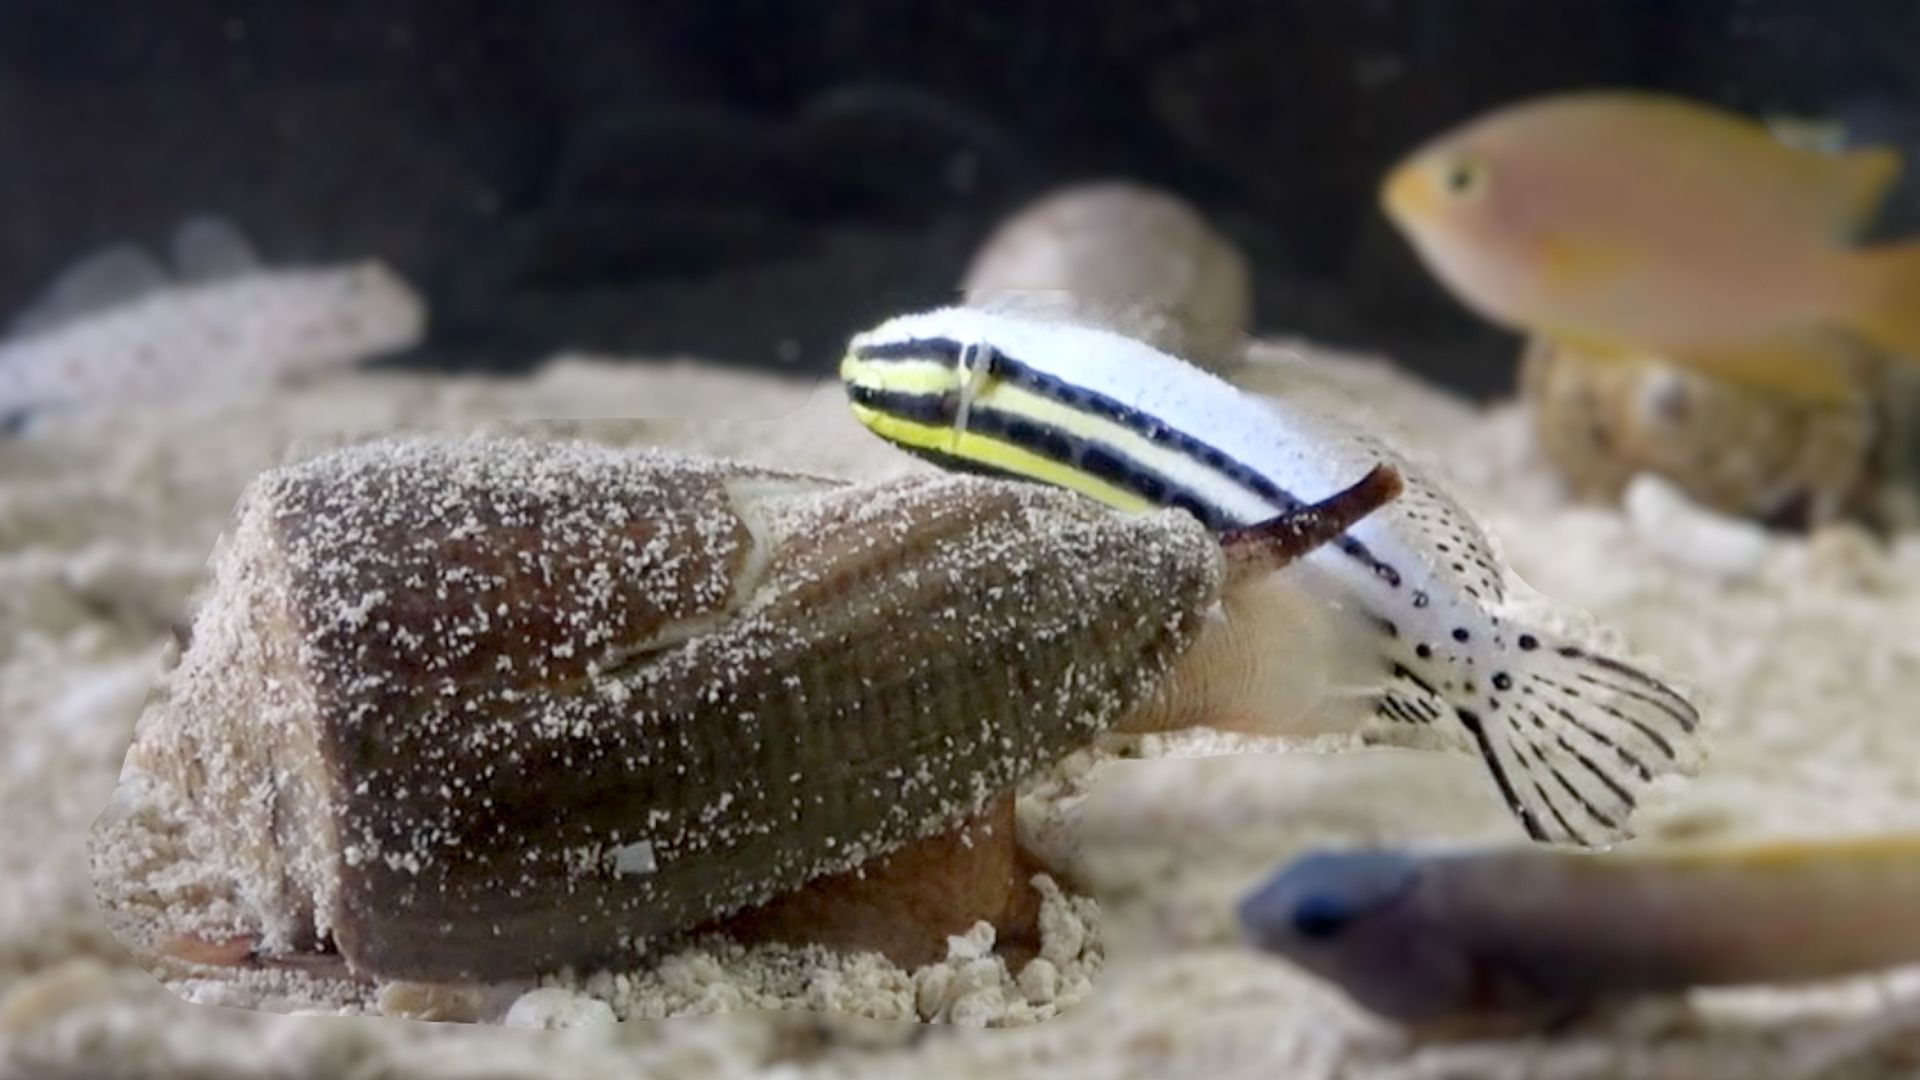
[1847,239,1920,363]
[1817,145,1901,240]
[1380,627,1706,849]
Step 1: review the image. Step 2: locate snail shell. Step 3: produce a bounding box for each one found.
[99,437,1224,982]
[1520,335,1920,529]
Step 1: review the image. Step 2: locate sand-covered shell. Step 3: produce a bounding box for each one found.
[1520,335,1920,528]
[962,181,1252,373]
[93,437,1224,983]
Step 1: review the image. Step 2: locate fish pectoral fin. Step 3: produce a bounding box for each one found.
[1531,233,1643,291]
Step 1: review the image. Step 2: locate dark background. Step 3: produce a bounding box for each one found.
[2,0,1918,397]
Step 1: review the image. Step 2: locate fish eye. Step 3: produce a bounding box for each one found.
[1291,895,1354,940]
[1439,157,1487,199]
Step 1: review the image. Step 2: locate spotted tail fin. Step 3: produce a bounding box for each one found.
[1382,631,1704,849]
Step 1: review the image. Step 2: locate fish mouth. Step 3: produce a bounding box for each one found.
[1379,162,1438,225]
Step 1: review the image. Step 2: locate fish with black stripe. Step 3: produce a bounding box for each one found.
[839,306,1706,848]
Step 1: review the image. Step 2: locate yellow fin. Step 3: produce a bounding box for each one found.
[1537,330,1649,365]
[1664,336,1870,407]
[1847,237,1920,362]
[1542,330,1868,407]
[1656,832,1920,873]
[1818,145,1902,240]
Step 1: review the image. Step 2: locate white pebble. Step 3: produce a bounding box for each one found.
[501,987,619,1029]
[1625,473,1773,581]
[1017,957,1059,1004]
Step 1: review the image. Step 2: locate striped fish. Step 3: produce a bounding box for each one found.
[839,306,1705,848]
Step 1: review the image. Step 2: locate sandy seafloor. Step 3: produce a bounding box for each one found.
[4,342,1920,1079]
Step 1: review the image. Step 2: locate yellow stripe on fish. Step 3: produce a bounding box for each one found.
[846,398,1155,514]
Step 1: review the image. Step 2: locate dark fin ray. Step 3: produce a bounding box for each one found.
[1377,692,1434,725]
[1512,718,1627,843]
[1553,733,1637,812]
[1570,669,1700,734]
[1455,707,1548,843]
[1560,646,1700,730]
[1534,700,1656,782]
[1530,776,1589,847]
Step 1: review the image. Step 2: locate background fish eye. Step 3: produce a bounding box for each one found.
[1441,157,1487,198]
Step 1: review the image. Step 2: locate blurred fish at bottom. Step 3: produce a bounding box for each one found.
[1239,836,1920,1026]
[1382,91,1920,406]
[0,216,426,434]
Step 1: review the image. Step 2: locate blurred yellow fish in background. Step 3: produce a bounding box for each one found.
[1382,91,1920,405]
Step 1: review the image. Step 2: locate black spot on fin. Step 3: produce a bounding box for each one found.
[1392,470,1508,601]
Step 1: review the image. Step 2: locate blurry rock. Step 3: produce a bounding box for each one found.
[963,181,1252,373]
[1520,335,1920,530]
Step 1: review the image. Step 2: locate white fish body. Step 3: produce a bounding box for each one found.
[841,307,1707,846]
[0,218,425,430]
